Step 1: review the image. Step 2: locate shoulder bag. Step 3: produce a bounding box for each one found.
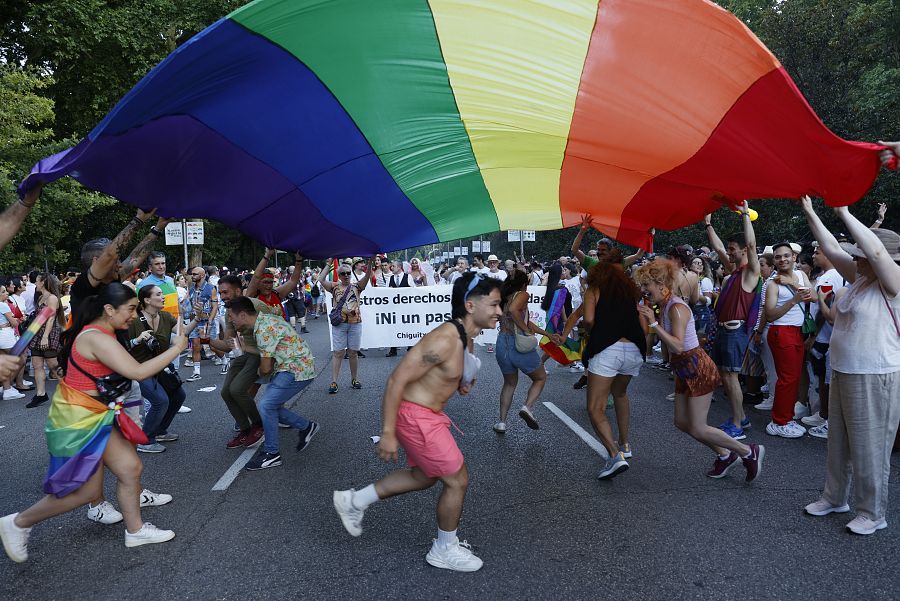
[329,284,354,326]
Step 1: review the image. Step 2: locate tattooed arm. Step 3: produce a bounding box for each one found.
[89,208,155,286]
[119,216,171,279]
[1,182,42,252]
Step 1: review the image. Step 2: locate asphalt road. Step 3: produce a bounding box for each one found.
[1,314,898,601]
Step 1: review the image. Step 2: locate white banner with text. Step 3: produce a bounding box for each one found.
[324,285,547,350]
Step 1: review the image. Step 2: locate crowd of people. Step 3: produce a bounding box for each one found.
[0,144,898,571]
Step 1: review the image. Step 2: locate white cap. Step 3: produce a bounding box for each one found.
[789,242,802,254]
[762,246,773,255]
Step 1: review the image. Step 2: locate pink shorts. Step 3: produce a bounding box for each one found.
[395,401,464,478]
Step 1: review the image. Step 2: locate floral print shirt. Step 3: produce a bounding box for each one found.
[253,313,315,381]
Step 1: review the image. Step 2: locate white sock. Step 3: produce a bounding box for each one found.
[193,365,200,375]
[300,317,306,328]
[351,484,379,511]
[437,528,457,548]
[719,453,731,460]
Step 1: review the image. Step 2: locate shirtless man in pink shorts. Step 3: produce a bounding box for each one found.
[333,272,502,572]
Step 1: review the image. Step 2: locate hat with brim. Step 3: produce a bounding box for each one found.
[840,228,900,261]
[487,254,499,262]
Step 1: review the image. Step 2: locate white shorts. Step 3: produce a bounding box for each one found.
[587,341,643,378]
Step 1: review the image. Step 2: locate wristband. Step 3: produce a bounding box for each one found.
[132,216,146,225]
[261,256,269,262]
[149,226,162,237]
[705,223,713,228]
[17,199,35,209]
[649,321,659,329]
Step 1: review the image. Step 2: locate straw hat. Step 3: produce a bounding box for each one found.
[840,228,900,261]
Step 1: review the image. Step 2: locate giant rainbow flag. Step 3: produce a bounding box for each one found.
[19,0,887,255]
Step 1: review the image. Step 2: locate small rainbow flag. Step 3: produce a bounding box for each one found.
[540,288,583,366]
[43,380,146,498]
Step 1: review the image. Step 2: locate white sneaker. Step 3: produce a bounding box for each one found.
[754,398,774,411]
[765,421,805,438]
[425,538,483,572]
[801,412,826,427]
[177,405,192,414]
[21,379,33,387]
[3,388,25,400]
[87,501,124,524]
[846,516,888,535]
[183,359,195,367]
[760,383,770,394]
[793,402,810,419]
[212,357,224,366]
[124,522,175,547]
[809,422,829,439]
[333,490,365,537]
[805,499,850,516]
[492,422,507,434]
[666,392,676,401]
[139,489,173,507]
[0,513,31,563]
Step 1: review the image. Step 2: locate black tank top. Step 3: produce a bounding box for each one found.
[582,292,647,362]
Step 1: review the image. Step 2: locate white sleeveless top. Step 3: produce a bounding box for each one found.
[661,296,699,352]
[771,280,804,326]
[830,277,900,374]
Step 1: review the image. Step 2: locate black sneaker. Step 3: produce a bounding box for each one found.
[245,451,282,471]
[573,375,588,390]
[357,351,366,358]
[25,394,49,408]
[351,379,362,390]
[297,422,320,452]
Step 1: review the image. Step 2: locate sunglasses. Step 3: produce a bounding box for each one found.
[338,272,351,276]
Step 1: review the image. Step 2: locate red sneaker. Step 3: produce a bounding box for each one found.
[706,452,738,479]
[225,432,246,449]
[243,425,265,448]
[741,444,765,482]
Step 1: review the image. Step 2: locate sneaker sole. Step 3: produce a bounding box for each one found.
[847,521,887,535]
[805,504,850,517]
[597,462,629,480]
[425,553,483,572]
[136,447,166,453]
[808,431,828,439]
[332,492,363,537]
[246,460,282,471]
[518,409,540,430]
[766,427,804,439]
[124,531,176,547]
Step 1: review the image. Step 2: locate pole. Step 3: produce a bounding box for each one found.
[182,219,189,272]
[520,235,524,260]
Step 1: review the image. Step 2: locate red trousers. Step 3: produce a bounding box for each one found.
[766,325,804,425]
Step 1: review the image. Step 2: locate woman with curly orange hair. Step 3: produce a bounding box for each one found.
[634,259,764,481]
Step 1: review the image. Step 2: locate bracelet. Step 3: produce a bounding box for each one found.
[649,321,659,329]
[261,256,269,262]
[740,212,750,217]
[705,223,713,228]
[149,226,162,237]
[132,216,145,226]
[17,199,35,209]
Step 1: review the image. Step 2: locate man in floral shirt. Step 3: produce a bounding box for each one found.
[226,297,319,471]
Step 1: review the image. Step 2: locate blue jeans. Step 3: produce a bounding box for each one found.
[139,376,186,438]
[259,371,312,454]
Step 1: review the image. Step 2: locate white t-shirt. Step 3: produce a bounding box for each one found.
[830,277,900,374]
[0,302,16,349]
[485,269,507,281]
[530,270,544,286]
[564,277,583,309]
[23,283,36,314]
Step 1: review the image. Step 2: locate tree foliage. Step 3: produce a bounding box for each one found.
[0,0,897,272]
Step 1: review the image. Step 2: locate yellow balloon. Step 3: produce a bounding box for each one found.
[734,207,759,221]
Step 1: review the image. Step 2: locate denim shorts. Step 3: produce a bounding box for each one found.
[331,322,362,351]
[189,319,219,340]
[587,341,643,377]
[495,333,540,375]
[711,325,750,372]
